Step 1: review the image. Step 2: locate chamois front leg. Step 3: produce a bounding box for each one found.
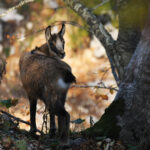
[29,97,37,134]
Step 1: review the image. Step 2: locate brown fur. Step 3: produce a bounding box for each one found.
[32,43,55,57]
[34,44,50,56]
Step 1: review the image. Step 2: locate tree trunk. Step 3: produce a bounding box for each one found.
[63,0,150,148]
[85,6,150,149]
[114,0,148,80]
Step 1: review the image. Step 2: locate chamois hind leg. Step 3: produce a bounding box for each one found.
[58,109,70,144]
[29,96,37,134]
[49,113,56,137]
[54,98,70,145]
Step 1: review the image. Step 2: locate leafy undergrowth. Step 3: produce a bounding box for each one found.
[0,113,126,150]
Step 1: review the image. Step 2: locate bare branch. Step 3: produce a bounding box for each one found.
[91,0,110,12]
[63,0,120,84]
[0,0,34,18]
[71,84,118,91]
[0,110,43,134]
[53,6,66,11]
[17,21,89,41]
[63,0,114,47]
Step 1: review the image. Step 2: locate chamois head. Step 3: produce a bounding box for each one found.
[45,24,66,59]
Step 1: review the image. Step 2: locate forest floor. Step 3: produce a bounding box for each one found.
[0,112,125,150]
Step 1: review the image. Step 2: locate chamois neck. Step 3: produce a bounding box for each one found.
[40,43,50,55]
[39,43,58,58]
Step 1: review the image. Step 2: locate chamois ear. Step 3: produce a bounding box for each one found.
[59,24,65,37]
[45,26,52,52]
[45,26,52,41]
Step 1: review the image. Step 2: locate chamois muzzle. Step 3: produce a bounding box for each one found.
[60,52,65,58]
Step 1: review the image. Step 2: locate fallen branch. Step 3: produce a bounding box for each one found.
[0,110,43,135]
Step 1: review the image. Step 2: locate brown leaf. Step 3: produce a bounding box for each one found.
[26,111,30,116]
[95,95,101,99]
[100,94,108,100]
[110,89,114,95]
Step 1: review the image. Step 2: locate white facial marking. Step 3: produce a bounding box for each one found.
[56,37,63,51]
[57,78,70,89]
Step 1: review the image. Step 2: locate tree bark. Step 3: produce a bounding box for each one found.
[114,0,148,80]
[64,0,150,148]
[117,8,150,148]
[85,5,150,149]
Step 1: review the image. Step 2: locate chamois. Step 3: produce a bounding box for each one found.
[19,24,76,144]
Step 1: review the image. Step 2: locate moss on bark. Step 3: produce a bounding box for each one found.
[83,98,125,139]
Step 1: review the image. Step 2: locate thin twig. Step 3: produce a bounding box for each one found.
[0,110,43,134]
[109,57,120,85]
[71,84,118,91]
[17,21,89,41]
[41,108,49,134]
[91,0,110,11]
[0,0,34,18]
[54,6,66,11]
[101,67,110,81]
